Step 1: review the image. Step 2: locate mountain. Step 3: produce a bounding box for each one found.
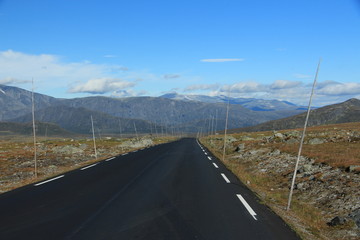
[0,121,74,137]
[57,96,306,131]
[159,93,304,111]
[11,105,158,134]
[0,84,59,121]
[1,84,308,134]
[233,98,360,133]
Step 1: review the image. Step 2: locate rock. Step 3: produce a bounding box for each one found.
[119,138,154,149]
[239,136,254,141]
[308,138,325,145]
[78,144,88,150]
[303,164,314,173]
[235,143,245,152]
[274,132,284,139]
[269,149,281,156]
[349,208,360,228]
[327,216,347,226]
[225,136,237,143]
[285,138,299,144]
[285,131,300,137]
[53,145,84,155]
[346,165,360,173]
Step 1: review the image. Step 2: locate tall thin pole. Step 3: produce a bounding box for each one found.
[119,119,122,138]
[222,90,231,162]
[287,59,321,211]
[32,79,37,178]
[133,122,139,139]
[91,115,98,160]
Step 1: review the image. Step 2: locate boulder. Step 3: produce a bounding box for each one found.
[349,208,360,228]
[52,145,84,155]
[235,143,245,152]
[327,216,347,226]
[308,138,325,145]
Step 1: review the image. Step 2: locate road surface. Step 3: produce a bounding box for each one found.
[0,138,299,239]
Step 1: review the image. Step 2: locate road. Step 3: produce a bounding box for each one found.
[0,138,299,239]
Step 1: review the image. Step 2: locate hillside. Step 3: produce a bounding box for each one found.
[0,84,59,121]
[11,105,157,134]
[231,98,360,133]
[160,93,304,111]
[0,121,74,137]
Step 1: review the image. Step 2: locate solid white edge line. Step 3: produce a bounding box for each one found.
[207,156,212,160]
[237,194,258,220]
[80,163,98,170]
[34,175,65,186]
[212,163,219,168]
[221,173,231,183]
[105,157,115,161]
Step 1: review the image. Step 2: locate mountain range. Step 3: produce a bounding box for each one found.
[1,84,358,135]
[231,98,360,133]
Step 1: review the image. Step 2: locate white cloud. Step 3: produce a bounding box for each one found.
[201,58,244,62]
[317,81,360,96]
[0,50,115,86]
[270,80,302,89]
[68,78,136,94]
[0,77,30,85]
[224,82,266,93]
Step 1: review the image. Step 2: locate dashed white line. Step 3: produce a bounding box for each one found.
[105,157,115,161]
[207,156,212,160]
[204,152,208,155]
[237,194,258,220]
[80,163,98,170]
[221,173,231,183]
[34,175,65,186]
[122,153,128,156]
[212,163,219,168]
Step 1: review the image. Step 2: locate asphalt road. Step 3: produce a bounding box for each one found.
[0,138,300,240]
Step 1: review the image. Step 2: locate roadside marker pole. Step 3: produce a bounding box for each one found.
[91,115,98,160]
[287,59,321,211]
[31,78,37,178]
[222,89,231,162]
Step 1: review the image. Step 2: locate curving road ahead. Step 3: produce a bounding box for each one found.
[0,138,299,240]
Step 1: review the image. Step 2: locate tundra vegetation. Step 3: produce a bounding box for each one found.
[200,122,360,240]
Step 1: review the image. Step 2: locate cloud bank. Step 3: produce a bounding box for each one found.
[68,78,136,94]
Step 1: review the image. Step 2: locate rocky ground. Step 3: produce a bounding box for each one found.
[0,136,168,193]
[201,122,360,240]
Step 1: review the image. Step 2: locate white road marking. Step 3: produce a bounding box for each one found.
[105,157,115,161]
[80,163,98,170]
[212,163,219,168]
[204,152,208,155]
[237,194,258,220]
[34,175,65,186]
[221,173,231,183]
[207,156,212,160]
[122,153,128,156]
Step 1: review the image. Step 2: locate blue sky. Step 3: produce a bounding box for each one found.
[0,0,359,106]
